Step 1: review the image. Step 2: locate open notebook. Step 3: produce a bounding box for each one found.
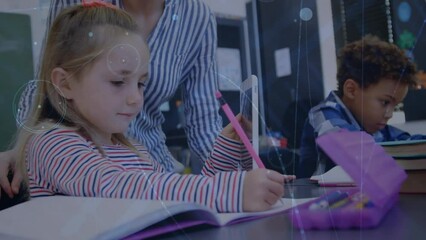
[0,196,313,240]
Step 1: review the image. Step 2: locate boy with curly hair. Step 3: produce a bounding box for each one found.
[299,35,425,178]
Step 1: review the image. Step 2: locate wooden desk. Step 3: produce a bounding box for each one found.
[156,180,426,240]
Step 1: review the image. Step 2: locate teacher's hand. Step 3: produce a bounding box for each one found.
[0,150,22,198]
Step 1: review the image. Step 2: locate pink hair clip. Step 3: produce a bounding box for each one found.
[82,0,116,8]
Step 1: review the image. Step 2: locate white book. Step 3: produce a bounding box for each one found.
[310,166,355,187]
[0,196,313,240]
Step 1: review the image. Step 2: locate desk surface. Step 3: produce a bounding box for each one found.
[156,180,426,240]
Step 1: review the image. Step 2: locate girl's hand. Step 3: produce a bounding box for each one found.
[221,113,243,141]
[242,168,285,212]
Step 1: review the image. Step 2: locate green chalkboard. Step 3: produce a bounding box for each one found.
[0,12,34,151]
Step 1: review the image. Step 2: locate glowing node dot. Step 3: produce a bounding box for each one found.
[125,32,129,36]
[33,42,38,45]
[300,8,313,21]
[172,14,179,21]
[41,126,45,129]
[121,59,127,63]
[37,105,41,109]
[88,32,94,38]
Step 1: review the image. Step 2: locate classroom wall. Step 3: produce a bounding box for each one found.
[0,10,35,150]
[0,1,49,73]
[211,0,337,99]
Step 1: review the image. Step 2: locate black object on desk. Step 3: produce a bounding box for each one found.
[284,178,336,199]
[260,148,299,176]
[403,89,426,121]
[0,171,29,211]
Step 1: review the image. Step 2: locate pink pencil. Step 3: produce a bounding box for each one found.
[215,91,265,168]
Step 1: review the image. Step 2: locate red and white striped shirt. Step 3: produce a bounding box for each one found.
[26,127,251,213]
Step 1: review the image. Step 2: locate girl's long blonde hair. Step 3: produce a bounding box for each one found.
[13,4,147,184]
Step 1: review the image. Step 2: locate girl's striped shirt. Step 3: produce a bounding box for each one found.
[27,127,251,213]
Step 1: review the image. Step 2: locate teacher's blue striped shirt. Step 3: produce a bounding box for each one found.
[18,0,222,172]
